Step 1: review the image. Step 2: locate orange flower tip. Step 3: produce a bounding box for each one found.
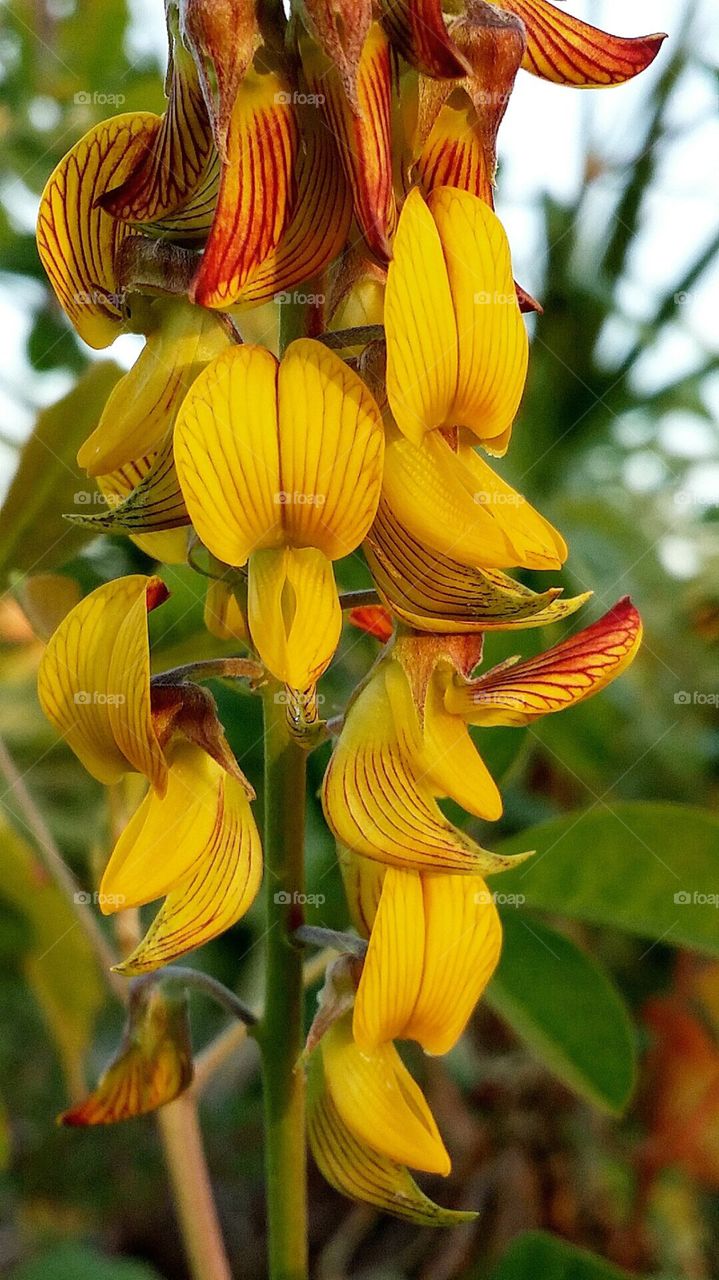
[146,577,171,613]
[516,280,543,314]
[349,605,393,643]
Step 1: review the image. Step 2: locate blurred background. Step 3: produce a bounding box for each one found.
[0,1,718,1277]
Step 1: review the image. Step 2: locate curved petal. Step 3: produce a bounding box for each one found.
[237,112,353,307]
[248,546,342,689]
[277,339,384,560]
[174,344,282,565]
[429,185,528,453]
[321,1016,450,1175]
[97,460,189,565]
[446,597,642,726]
[338,845,386,938]
[308,1057,475,1224]
[37,576,166,786]
[100,23,214,222]
[302,22,396,262]
[36,113,159,348]
[493,0,665,86]
[77,301,232,477]
[179,0,260,159]
[191,66,299,307]
[404,872,502,1054]
[60,990,192,1125]
[323,660,532,874]
[353,865,425,1051]
[106,749,263,975]
[382,427,566,571]
[204,580,248,642]
[366,496,589,632]
[385,187,458,445]
[416,90,493,204]
[379,0,470,78]
[421,675,502,821]
[106,585,169,791]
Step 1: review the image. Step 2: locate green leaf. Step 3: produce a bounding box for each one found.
[8,1243,163,1280]
[488,1231,633,1280]
[0,361,123,584]
[487,912,636,1114]
[0,820,104,1099]
[496,804,719,956]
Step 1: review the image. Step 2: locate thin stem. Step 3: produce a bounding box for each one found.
[152,657,262,686]
[0,733,122,992]
[257,685,309,1280]
[156,1096,232,1280]
[132,966,258,1026]
[295,925,368,959]
[316,324,384,350]
[338,588,381,610]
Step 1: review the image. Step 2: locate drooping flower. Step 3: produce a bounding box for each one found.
[173,339,384,696]
[323,600,642,872]
[37,575,262,974]
[60,985,193,1125]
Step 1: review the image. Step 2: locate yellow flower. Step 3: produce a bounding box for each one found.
[37,575,262,974]
[174,339,384,692]
[343,854,502,1056]
[307,1012,476,1224]
[323,600,642,872]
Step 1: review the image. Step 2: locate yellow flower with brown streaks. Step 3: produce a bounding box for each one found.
[174,339,384,695]
[37,575,262,975]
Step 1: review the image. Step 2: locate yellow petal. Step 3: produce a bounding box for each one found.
[73,439,189,548]
[416,89,493,204]
[353,865,424,1051]
[308,1056,474,1225]
[323,659,530,874]
[248,546,341,689]
[447,597,642,726]
[97,460,189,563]
[100,20,214,222]
[204,580,248,642]
[428,185,528,452]
[403,873,502,1055]
[421,675,502,821]
[78,301,233,477]
[36,112,159,348]
[382,427,566,571]
[385,187,457,445]
[191,66,299,307]
[493,0,665,87]
[321,1016,450,1175]
[277,339,384,560]
[174,344,282,565]
[105,748,262,975]
[338,845,386,937]
[237,110,352,307]
[106,583,169,791]
[37,576,165,786]
[366,496,589,632]
[60,988,192,1125]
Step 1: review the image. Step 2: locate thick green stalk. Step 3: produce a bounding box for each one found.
[257,685,309,1280]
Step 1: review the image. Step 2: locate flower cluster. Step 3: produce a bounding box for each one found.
[36,0,658,1218]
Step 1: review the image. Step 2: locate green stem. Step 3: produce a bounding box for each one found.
[257,685,309,1280]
